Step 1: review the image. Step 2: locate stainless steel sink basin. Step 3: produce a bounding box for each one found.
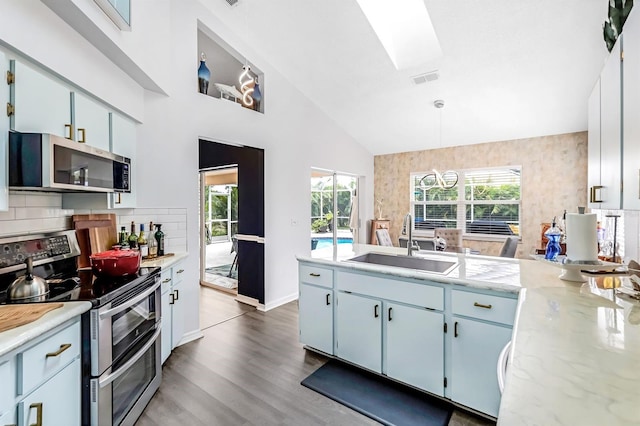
[347,253,458,275]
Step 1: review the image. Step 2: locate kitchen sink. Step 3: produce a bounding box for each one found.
[346,252,458,275]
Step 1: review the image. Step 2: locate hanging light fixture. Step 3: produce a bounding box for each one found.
[239,64,254,107]
[419,100,458,190]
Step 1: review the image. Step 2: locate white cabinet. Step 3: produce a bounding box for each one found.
[9,60,72,139]
[0,52,8,212]
[0,318,81,426]
[73,92,110,150]
[298,264,334,355]
[161,260,186,364]
[598,38,623,209]
[19,358,80,426]
[623,9,640,210]
[336,291,382,372]
[109,112,136,208]
[449,289,516,417]
[299,284,334,355]
[587,78,602,209]
[386,302,444,396]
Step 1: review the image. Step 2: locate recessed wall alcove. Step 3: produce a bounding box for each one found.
[197,21,264,113]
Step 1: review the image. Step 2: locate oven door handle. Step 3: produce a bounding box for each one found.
[99,279,161,320]
[98,326,161,388]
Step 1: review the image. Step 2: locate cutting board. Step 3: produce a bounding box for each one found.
[0,303,63,333]
[73,214,117,268]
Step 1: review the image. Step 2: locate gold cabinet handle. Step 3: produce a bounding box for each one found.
[29,402,43,426]
[590,185,603,203]
[162,278,172,284]
[77,128,86,143]
[114,193,122,204]
[46,343,71,358]
[177,269,185,274]
[64,123,73,140]
[473,302,493,309]
[309,273,320,277]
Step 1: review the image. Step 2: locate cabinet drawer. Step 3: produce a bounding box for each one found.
[337,271,443,310]
[173,262,186,285]
[19,321,80,396]
[451,290,517,326]
[160,269,172,293]
[0,358,14,416]
[299,264,333,288]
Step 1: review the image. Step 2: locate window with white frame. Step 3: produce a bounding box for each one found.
[410,167,521,237]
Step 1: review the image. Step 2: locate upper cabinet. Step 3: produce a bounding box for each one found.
[623,8,640,210]
[588,9,640,211]
[9,60,72,139]
[109,112,136,208]
[0,52,8,211]
[73,92,110,150]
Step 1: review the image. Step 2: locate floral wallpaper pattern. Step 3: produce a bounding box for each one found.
[373,132,588,258]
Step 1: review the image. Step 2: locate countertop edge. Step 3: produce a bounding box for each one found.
[141,252,189,269]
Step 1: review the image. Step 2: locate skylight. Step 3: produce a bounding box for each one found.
[355,0,442,70]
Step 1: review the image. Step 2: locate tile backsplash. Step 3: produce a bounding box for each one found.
[0,192,187,253]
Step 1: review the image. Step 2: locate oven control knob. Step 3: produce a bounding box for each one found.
[15,253,24,262]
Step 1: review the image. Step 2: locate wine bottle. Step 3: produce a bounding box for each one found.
[148,222,158,258]
[118,226,129,248]
[128,221,138,249]
[155,224,165,256]
[138,224,148,258]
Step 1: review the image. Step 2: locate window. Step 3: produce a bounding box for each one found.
[94,0,131,30]
[411,167,521,237]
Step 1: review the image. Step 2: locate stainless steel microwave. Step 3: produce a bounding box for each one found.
[8,132,130,193]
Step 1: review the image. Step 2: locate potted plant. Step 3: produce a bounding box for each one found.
[312,219,328,233]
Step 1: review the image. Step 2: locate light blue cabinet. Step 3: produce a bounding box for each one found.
[450,318,511,417]
[385,302,444,396]
[19,358,81,426]
[0,52,8,211]
[109,112,136,208]
[73,92,110,149]
[0,408,16,426]
[336,292,382,372]
[161,261,186,364]
[299,283,334,355]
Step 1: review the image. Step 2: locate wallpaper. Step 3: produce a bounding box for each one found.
[373,132,588,258]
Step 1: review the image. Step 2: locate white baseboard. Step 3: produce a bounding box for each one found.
[263,292,298,312]
[235,294,264,310]
[176,329,204,347]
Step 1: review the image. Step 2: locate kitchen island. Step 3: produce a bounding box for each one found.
[297,244,640,425]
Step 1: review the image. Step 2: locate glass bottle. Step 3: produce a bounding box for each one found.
[544,218,562,261]
[155,224,165,256]
[118,226,129,248]
[138,224,148,258]
[197,52,211,95]
[128,221,138,250]
[147,222,157,258]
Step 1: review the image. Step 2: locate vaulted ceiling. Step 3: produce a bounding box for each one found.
[202,0,610,155]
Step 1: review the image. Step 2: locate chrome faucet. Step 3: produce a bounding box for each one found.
[403,213,420,256]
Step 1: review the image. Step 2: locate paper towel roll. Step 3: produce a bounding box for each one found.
[565,213,598,262]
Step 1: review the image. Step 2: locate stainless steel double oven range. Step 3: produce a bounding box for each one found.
[0,230,162,426]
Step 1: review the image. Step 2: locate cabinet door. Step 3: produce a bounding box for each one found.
[0,52,8,211]
[0,408,16,426]
[73,92,110,150]
[600,39,622,209]
[385,302,444,396]
[587,78,602,208]
[10,60,71,138]
[161,287,172,364]
[624,13,640,210]
[450,318,511,418]
[110,113,136,208]
[171,278,184,350]
[336,292,381,372]
[299,284,334,355]
[19,358,80,426]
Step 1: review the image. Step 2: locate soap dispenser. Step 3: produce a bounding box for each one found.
[544,217,562,261]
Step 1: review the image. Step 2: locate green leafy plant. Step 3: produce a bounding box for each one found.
[311,219,328,233]
[604,0,634,52]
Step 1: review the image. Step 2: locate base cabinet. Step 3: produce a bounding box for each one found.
[161,261,186,364]
[298,284,334,355]
[450,318,512,417]
[336,292,382,372]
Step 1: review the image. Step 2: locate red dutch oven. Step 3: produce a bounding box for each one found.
[90,247,141,277]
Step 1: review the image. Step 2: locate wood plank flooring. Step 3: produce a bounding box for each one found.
[136,287,495,426]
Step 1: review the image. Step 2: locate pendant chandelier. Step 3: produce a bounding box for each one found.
[419,100,458,190]
[239,64,254,107]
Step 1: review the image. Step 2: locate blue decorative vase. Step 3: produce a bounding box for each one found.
[198,52,211,94]
[544,220,562,260]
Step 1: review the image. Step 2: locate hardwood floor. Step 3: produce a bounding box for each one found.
[136,287,495,426]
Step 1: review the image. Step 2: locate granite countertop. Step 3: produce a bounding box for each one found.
[0,301,92,358]
[140,252,188,269]
[298,244,640,425]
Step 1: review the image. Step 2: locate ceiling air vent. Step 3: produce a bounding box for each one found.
[225,0,239,6]
[411,70,439,85]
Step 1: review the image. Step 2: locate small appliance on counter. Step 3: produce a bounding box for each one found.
[0,230,161,426]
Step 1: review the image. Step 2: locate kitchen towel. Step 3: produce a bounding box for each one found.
[565,213,598,262]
